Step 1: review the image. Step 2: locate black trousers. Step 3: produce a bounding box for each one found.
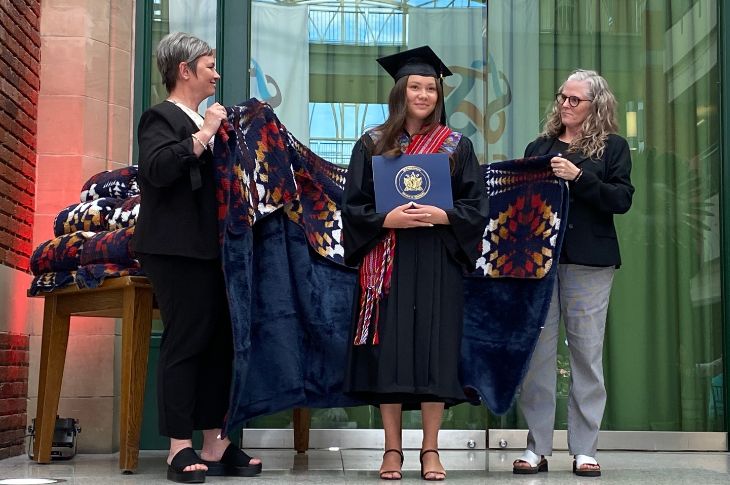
[138,253,233,439]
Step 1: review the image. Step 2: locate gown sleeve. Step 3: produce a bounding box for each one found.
[342,136,388,267]
[439,136,489,271]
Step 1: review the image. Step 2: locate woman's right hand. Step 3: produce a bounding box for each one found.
[199,102,227,141]
[383,202,434,228]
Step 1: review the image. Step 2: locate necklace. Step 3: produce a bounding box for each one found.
[167,98,188,108]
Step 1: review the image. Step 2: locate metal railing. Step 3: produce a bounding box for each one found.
[309,138,359,165]
[309,6,404,45]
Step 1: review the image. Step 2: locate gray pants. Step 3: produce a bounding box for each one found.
[518,264,615,456]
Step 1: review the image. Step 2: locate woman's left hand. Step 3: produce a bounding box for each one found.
[405,203,450,225]
[550,156,580,181]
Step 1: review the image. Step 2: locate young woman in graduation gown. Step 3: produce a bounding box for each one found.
[341,46,489,481]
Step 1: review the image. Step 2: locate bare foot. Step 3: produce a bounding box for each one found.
[168,444,207,472]
[200,431,262,466]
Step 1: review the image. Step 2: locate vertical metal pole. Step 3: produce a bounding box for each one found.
[218,0,251,105]
[719,0,730,440]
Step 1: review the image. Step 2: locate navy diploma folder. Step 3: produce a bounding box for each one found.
[372,153,453,213]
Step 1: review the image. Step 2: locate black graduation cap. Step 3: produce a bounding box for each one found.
[376,45,453,81]
[377,46,452,126]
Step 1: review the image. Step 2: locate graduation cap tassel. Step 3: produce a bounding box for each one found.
[440,75,447,126]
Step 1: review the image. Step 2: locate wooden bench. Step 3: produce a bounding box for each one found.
[30,276,156,472]
[30,275,312,473]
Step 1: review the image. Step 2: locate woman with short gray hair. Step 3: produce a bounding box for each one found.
[135,31,262,483]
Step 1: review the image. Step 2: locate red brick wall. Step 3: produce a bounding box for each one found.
[0,333,29,459]
[0,0,39,459]
[0,1,41,272]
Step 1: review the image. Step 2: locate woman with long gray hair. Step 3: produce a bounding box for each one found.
[512,69,634,477]
[135,32,261,483]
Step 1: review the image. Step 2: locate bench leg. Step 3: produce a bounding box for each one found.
[118,286,153,472]
[293,408,310,453]
[34,296,70,464]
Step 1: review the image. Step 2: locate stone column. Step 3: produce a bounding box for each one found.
[29,0,136,453]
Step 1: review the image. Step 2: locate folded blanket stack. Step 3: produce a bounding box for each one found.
[28,166,143,295]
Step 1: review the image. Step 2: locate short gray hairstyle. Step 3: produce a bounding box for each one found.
[156,32,213,93]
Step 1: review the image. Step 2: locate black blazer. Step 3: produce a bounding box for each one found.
[524,134,634,267]
[133,101,220,259]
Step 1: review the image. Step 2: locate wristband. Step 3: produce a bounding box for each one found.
[573,168,584,182]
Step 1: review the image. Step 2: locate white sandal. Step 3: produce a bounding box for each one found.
[573,454,601,477]
[512,449,548,474]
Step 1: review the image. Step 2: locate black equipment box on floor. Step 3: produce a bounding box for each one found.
[27,416,81,460]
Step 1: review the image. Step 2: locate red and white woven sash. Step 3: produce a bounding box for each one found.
[353,124,453,345]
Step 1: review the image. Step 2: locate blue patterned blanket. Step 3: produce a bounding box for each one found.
[216,99,567,434]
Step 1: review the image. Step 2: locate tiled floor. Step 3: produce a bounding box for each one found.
[1,449,729,484]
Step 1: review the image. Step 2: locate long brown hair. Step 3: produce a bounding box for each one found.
[542,69,618,159]
[373,75,444,157]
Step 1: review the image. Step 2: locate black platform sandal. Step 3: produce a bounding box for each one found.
[167,447,206,483]
[379,448,404,480]
[201,443,262,477]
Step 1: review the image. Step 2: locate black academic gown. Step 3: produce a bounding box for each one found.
[342,131,489,408]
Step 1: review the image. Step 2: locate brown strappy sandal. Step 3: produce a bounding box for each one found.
[379,449,404,480]
[419,449,446,481]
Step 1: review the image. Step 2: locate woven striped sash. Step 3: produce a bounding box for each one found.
[353,125,453,345]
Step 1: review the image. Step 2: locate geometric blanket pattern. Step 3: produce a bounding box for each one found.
[217,99,348,263]
[28,166,142,295]
[475,157,563,279]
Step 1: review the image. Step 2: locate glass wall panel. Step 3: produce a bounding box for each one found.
[146,0,218,109]
[139,0,724,435]
[487,0,723,433]
[249,0,489,162]
[136,0,220,449]
[247,0,490,431]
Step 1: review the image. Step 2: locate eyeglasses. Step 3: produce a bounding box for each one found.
[556,93,593,107]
